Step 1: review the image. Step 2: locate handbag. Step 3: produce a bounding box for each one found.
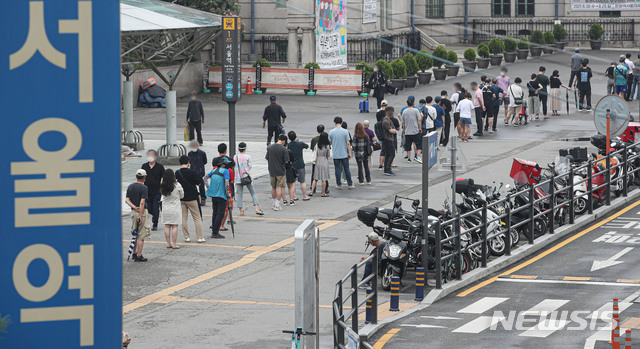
[510,86,523,105]
[240,175,252,185]
[373,143,382,151]
[183,126,189,142]
[311,146,318,163]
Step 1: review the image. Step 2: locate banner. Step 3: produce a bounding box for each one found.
[316,0,348,69]
[570,0,640,11]
[363,0,377,24]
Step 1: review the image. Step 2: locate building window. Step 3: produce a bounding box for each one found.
[425,0,444,19]
[516,0,534,17]
[492,0,511,17]
[600,11,620,17]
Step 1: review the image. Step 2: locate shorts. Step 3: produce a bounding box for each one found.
[380,140,388,156]
[404,134,422,151]
[131,209,151,241]
[616,85,627,93]
[296,167,306,183]
[270,175,286,188]
[501,97,510,105]
[507,106,520,117]
[460,118,472,126]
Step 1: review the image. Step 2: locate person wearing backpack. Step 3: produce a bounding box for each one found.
[614,57,629,99]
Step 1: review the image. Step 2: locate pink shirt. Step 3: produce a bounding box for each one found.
[473,89,485,109]
[496,76,511,98]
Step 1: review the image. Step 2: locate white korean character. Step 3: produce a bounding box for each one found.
[68,245,94,299]
[11,118,95,227]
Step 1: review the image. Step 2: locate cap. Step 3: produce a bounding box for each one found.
[269,95,276,100]
[435,96,442,103]
[408,95,415,100]
[238,142,247,151]
[367,232,380,242]
[217,157,232,166]
[136,169,147,177]
[574,47,580,52]
[381,100,388,106]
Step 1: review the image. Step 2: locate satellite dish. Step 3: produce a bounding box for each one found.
[593,95,630,138]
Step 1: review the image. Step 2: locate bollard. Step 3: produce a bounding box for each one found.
[365,288,372,324]
[389,276,400,311]
[415,267,425,301]
[614,298,620,322]
[624,329,631,349]
[612,318,621,349]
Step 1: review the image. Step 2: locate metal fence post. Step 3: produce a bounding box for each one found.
[372,251,378,324]
[455,215,462,280]
[365,288,372,324]
[528,185,535,244]
[435,221,442,289]
[505,194,512,256]
[350,265,358,332]
[481,204,488,268]
[606,152,611,206]
[548,174,555,234]
[623,144,628,197]
[588,158,594,215]
[569,166,575,224]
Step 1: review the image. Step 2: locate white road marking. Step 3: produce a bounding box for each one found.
[420,315,462,320]
[401,324,446,329]
[591,247,634,271]
[496,278,640,287]
[584,289,640,349]
[586,302,632,319]
[517,300,570,338]
[457,297,509,314]
[452,316,505,334]
[520,299,569,316]
[519,319,570,338]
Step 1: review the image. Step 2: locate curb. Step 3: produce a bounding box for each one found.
[359,190,640,340]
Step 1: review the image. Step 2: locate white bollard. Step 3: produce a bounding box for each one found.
[123,80,134,143]
[165,90,178,156]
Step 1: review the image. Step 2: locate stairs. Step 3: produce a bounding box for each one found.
[416,27,442,50]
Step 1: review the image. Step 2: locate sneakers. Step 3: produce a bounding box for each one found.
[197,238,206,243]
[378,165,383,170]
[336,186,343,190]
[184,237,191,242]
[415,157,423,164]
[366,181,372,185]
[359,182,366,186]
[406,157,412,163]
[348,185,355,190]
[133,254,148,262]
[211,233,226,239]
[272,205,282,211]
[383,171,397,176]
[473,132,483,136]
[152,224,158,231]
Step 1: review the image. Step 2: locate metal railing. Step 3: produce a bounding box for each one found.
[472,18,635,43]
[333,252,378,349]
[347,31,421,64]
[260,36,302,63]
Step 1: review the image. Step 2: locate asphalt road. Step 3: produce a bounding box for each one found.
[369,201,640,348]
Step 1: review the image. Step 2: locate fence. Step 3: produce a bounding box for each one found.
[260,36,300,63]
[347,31,421,64]
[472,18,635,43]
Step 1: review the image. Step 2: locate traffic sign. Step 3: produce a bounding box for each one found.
[0,1,121,347]
[222,16,241,102]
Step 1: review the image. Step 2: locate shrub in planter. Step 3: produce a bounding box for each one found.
[488,38,504,66]
[304,62,321,70]
[529,30,544,56]
[477,43,490,69]
[517,37,529,59]
[542,31,555,54]
[402,53,419,76]
[416,50,434,72]
[252,58,271,67]
[391,59,407,79]
[355,61,373,77]
[504,36,517,52]
[463,48,476,62]
[553,24,567,42]
[375,59,394,79]
[589,23,604,50]
[445,50,459,76]
[432,45,448,68]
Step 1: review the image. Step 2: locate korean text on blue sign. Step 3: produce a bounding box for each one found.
[0,1,121,348]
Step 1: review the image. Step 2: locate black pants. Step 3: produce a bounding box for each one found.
[198,182,206,200]
[569,70,579,87]
[147,193,161,226]
[267,126,281,145]
[538,94,548,116]
[626,74,634,100]
[383,139,395,173]
[356,157,371,183]
[578,87,592,110]
[441,113,451,146]
[211,197,227,235]
[474,107,484,133]
[375,97,383,109]
[188,120,203,144]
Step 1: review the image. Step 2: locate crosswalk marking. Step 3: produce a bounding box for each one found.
[519,319,570,338]
[586,302,632,319]
[452,316,506,334]
[457,297,509,314]
[517,300,571,338]
[520,299,569,316]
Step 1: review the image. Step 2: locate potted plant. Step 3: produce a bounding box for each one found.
[252,58,271,93]
[529,30,544,57]
[488,38,504,66]
[589,23,604,50]
[477,43,490,69]
[356,61,373,94]
[390,58,408,90]
[517,37,529,60]
[553,23,567,50]
[416,49,433,85]
[542,31,555,54]
[432,46,448,80]
[374,59,394,81]
[462,48,477,72]
[402,53,419,88]
[445,50,459,76]
[503,36,517,63]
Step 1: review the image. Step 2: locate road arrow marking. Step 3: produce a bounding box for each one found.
[591,247,634,272]
[401,324,446,329]
[420,315,462,320]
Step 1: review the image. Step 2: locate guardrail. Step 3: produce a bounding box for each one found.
[333,252,378,349]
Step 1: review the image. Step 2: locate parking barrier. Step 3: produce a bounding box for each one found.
[415,267,425,301]
[390,276,400,311]
[624,329,631,349]
[365,288,372,324]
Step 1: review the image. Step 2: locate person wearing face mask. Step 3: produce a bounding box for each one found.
[366,64,395,109]
[496,68,511,119]
[141,150,165,231]
[185,91,205,146]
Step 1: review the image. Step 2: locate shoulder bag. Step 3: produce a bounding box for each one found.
[510,85,523,105]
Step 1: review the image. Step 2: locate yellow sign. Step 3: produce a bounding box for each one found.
[224,18,235,30]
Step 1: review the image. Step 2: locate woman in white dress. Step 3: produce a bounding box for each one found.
[161,169,184,249]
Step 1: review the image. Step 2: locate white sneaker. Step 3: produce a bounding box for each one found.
[184,237,191,242]
[197,238,206,243]
[273,205,282,211]
[415,157,423,164]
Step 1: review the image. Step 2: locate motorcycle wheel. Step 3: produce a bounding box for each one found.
[555,207,568,226]
[523,218,548,241]
[444,253,470,281]
[574,197,588,216]
[510,227,520,248]
[488,235,507,256]
[381,266,393,291]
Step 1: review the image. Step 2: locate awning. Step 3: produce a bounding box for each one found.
[121,0,222,32]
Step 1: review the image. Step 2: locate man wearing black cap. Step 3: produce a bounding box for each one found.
[204,157,232,239]
[262,95,287,146]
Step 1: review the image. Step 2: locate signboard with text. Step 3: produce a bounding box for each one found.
[222,16,242,102]
[570,0,640,11]
[316,0,348,69]
[363,0,377,24]
[0,1,121,347]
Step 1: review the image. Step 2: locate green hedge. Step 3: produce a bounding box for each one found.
[252,58,271,67]
[355,61,373,76]
[530,30,544,45]
[543,31,555,44]
[504,36,517,52]
[477,43,490,58]
[416,50,434,72]
[304,62,321,69]
[432,46,448,68]
[489,38,505,55]
[553,24,567,41]
[518,37,529,50]
[391,59,408,79]
[447,50,458,64]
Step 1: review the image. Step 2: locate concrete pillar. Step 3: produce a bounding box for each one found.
[165,90,178,156]
[287,25,299,68]
[123,80,134,143]
[301,26,316,65]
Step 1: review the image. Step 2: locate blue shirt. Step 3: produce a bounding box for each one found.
[433,104,445,128]
[490,85,504,107]
[615,65,628,85]
[205,167,230,200]
[329,127,351,159]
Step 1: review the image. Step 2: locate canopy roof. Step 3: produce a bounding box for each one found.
[121,0,222,32]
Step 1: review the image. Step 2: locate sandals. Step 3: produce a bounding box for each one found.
[220,227,229,231]
[302,197,310,201]
[321,194,329,197]
[171,245,180,249]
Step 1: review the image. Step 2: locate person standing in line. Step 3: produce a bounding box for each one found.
[456,92,474,142]
[185,91,205,145]
[422,96,437,135]
[176,155,205,243]
[265,134,290,210]
[310,132,331,196]
[568,48,584,87]
[187,140,208,205]
[433,96,445,141]
[576,59,593,111]
[233,142,264,216]
[614,57,629,99]
[160,169,184,249]
[283,137,298,205]
[353,122,372,185]
[288,131,310,201]
[549,70,571,116]
[329,116,354,189]
[381,107,398,175]
[605,62,617,95]
[450,83,464,140]
[526,74,542,120]
[366,64,393,108]
[496,68,512,119]
[471,82,485,136]
[480,80,495,133]
[375,100,388,169]
[536,66,550,119]
[625,53,635,101]
[488,79,503,133]
[125,169,151,262]
[340,121,353,184]
[402,99,424,164]
[439,91,452,147]
[204,157,232,239]
[505,77,525,126]
[211,143,235,232]
[262,95,287,146]
[141,150,165,231]
[363,120,377,173]
[310,124,329,196]
[632,54,640,101]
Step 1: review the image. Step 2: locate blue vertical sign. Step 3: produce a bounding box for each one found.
[427,131,438,169]
[0,1,121,348]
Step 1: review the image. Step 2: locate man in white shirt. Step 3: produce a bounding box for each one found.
[625,53,636,101]
[505,77,525,126]
[401,99,424,163]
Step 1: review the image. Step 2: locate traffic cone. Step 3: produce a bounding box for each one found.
[245,76,254,95]
[624,329,631,349]
[614,298,620,321]
[612,319,621,349]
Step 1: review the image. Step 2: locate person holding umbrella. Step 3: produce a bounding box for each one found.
[204,157,232,239]
[549,70,571,116]
[125,169,152,262]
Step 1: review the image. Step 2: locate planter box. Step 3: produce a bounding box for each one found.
[542,46,554,54]
[517,49,529,60]
[490,55,503,66]
[462,60,477,72]
[590,40,603,50]
[417,72,432,85]
[555,42,566,51]
[445,64,460,76]
[477,58,490,69]
[390,78,406,90]
[503,52,517,63]
[530,46,542,57]
[433,68,448,81]
[404,76,418,88]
